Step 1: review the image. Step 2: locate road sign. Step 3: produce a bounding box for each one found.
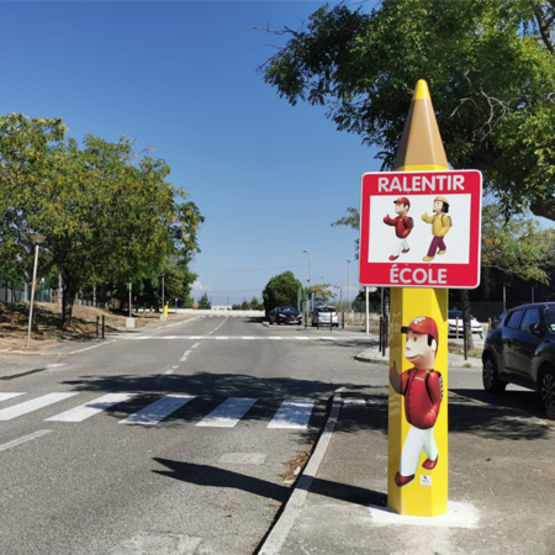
[359,169,482,289]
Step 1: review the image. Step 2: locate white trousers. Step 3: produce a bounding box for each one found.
[394,238,410,256]
[400,425,438,476]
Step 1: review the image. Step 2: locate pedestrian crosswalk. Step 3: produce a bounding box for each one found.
[0,391,317,430]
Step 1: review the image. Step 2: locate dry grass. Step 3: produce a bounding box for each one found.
[0,301,166,351]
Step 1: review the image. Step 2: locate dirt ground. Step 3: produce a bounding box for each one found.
[0,301,166,351]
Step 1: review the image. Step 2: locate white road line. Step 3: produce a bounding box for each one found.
[180,349,192,361]
[125,335,363,342]
[45,393,136,422]
[191,342,200,349]
[267,399,315,430]
[196,397,257,428]
[0,393,24,403]
[342,398,367,406]
[207,318,228,336]
[0,429,52,453]
[0,392,79,421]
[119,394,195,426]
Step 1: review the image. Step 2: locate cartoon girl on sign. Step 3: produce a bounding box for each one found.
[389,316,443,487]
[421,196,451,262]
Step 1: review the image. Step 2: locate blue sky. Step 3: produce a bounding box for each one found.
[1,1,382,305]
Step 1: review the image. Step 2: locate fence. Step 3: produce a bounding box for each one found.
[1,281,56,304]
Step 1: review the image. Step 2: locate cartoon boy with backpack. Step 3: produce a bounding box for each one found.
[383,196,414,261]
[389,316,443,487]
[421,196,452,261]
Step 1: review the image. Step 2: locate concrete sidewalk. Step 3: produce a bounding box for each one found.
[259,387,554,555]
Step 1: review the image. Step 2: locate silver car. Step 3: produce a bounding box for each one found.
[312,306,339,327]
[448,310,484,339]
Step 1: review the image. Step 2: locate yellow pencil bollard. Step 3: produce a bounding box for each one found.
[360,79,482,517]
[387,79,449,516]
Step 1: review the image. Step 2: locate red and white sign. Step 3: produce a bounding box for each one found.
[359,170,482,289]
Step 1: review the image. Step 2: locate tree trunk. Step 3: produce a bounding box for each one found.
[460,289,474,351]
[61,274,77,328]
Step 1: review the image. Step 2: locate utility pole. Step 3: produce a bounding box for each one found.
[302,249,312,310]
[26,233,46,347]
[347,259,351,315]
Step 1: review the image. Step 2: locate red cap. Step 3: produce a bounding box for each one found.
[394,197,410,208]
[401,316,438,343]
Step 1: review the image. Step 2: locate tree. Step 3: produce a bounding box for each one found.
[263,0,555,220]
[262,271,302,315]
[308,283,333,304]
[198,293,212,309]
[249,296,264,310]
[0,114,203,325]
[481,204,552,284]
[0,115,66,285]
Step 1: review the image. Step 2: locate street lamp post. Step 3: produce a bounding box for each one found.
[347,259,351,317]
[302,249,312,309]
[26,233,46,348]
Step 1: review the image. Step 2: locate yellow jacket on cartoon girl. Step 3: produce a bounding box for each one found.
[421,212,451,237]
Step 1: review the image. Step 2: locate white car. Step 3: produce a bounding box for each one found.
[448,310,484,339]
[312,306,339,327]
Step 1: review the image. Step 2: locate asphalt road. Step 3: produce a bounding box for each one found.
[0,316,373,554]
[2,315,552,555]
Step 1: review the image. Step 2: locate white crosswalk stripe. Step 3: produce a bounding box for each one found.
[45,393,137,422]
[196,397,257,428]
[0,393,24,403]
[119,394,196,426]
[267,399,314,430]
[0,392,79,421]
[0,391,320,430]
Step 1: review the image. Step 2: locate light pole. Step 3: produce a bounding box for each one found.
[347,259,351,315]
[302,249,312,311]
[26,233,46,348]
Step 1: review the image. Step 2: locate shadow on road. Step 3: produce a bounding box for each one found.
[152,458,387,507]
[59,370,553,440]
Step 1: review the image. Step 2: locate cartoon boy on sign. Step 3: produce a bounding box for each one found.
[383,197,413,261]
[389,316,443,487]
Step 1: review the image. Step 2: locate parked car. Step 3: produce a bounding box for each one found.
[482,302,555,416]
[490,311,506,330]
[448,310,484,339]
[268,306,302,325]
[312,305,339,327]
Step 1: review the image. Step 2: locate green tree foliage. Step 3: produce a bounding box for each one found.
[198,293,212,309]
[262,271,302,314]
[0,114,203,325]
[263,0,555,220]
[308,283,333,304]
[481,204,553,284]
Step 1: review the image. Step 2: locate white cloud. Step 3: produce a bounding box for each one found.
[191,280,210,293]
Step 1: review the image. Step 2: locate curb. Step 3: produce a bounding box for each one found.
[354,351,388,365]
[257,391,342,554]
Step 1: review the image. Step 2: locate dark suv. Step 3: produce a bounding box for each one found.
[482,302,555,417]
